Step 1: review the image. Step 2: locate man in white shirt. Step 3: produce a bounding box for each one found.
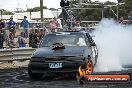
[74,21,82,31]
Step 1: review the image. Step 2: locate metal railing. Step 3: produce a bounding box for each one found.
[0,48,35,62]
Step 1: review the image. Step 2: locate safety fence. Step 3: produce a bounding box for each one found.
[0,48,35,62]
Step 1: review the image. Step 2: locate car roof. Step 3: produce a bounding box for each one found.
[48,31,87,35]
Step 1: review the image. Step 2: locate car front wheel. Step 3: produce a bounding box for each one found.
[28,66,43,79]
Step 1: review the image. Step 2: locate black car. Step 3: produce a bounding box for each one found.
[28,31,98,79]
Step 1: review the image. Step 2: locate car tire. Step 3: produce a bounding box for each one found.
[76,73,86,84]
[28,66,43,79]
[85,59,93,75]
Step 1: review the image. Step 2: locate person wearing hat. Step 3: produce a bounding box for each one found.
[21,16,29,38]
[7,16,16,38]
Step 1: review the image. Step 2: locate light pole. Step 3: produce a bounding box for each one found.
[101,3,104,19]
[40,0,44,22]
[117,2,119,21]
[26,5,28,18]
[26,5,28,11]
[117,0,123,21]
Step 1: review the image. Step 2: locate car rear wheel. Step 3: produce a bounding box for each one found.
[76,59,93,84]
[28,66,43,79]
[76,75,86,84]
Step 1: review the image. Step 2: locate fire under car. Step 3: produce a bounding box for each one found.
[28,31,98,79]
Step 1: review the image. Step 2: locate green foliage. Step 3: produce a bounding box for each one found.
[125,0,132,14]
[49,8,58,11]
[104,1,116,5]
[26,6,48,12]
[69,0,131,21]
[1,9,14,15]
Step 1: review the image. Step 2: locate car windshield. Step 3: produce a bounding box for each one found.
[39,33,87,47]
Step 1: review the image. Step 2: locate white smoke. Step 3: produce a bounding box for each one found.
[93,18,132,72]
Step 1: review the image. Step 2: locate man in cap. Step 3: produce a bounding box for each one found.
[21,16,29,38]
[7,16,16,38]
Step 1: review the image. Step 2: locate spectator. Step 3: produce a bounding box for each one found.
[49,17,59,32]
[63,20,68,31]
[67,14,76,28]
[8,33,15,48]
[128,15,132,25]
[74,21,82,31]
[29,29,38,48]
[82,24,87,31]
[0,19,6,38]
[22,16,29,38]
[0,31,4,49]
[18,32,26,48]
[0,19,5,30]
[38,29,45,42]
[0,19,5,49]
[119,17,123,23]
[7,16,16,38]
[34,23,40,30]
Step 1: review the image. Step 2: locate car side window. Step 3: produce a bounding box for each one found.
[85,33,91,47]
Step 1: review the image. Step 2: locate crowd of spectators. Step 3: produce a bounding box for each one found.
[118,16,132,25]
[0,14,103,49]
[0,16,46,49]
[61,14,81,31]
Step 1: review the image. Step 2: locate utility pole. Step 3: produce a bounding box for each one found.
[117,2,119,21]
[26,5,28,17]
[26,5,28,11]
[102,7,104,19]
[101,3,104,19]
[40,0,43,22]
[117,0,123,21]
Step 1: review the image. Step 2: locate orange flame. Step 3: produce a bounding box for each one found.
[78,65,86,76]
[78,60,93,76]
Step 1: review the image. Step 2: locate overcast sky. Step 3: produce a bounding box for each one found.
[0,0,117,11]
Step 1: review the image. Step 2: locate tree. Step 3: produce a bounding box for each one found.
[68,0,131,21]
[125,0,132,14]
[117,0,123,3]
[1,9,14,15]
[26,6,48,12]
[49,8,58,11]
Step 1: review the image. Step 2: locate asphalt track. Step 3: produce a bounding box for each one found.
[0,66,132,88]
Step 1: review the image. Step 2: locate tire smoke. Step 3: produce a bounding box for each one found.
[93,19,132,72]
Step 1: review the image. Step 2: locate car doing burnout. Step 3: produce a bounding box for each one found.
[28,31,98,79]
